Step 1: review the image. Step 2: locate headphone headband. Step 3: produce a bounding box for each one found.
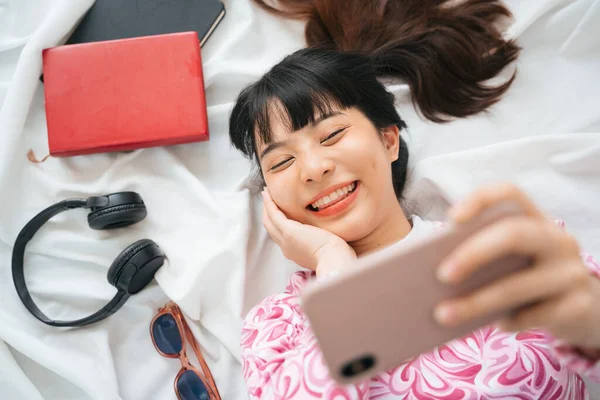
[12,193,164,327]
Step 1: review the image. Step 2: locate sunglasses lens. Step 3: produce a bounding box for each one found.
[177,370,210,400]
[152,314,182,355]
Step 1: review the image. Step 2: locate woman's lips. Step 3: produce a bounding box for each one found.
[308,181,360,218]
[307,181,357,209]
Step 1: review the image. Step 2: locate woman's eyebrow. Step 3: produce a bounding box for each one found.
[312,111,344,126]
[260,140,288,159]
[259,111,346,160]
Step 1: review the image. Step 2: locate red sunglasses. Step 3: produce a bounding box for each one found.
[150,302,221,400]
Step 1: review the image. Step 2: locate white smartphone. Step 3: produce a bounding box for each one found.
[300,202,531,385]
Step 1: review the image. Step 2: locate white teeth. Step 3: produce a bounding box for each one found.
[310,182,357,210]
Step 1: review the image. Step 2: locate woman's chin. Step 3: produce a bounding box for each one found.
[317,212,374,243]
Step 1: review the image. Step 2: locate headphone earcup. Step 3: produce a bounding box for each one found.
[107,239,166,294]
[88,203,147,230]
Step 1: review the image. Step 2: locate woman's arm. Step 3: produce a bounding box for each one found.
[240,271,370,400]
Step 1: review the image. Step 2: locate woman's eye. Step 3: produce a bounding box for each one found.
[321,127,347,144]
[269,158,293,171]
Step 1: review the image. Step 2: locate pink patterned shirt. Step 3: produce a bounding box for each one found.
[241,218,600,399]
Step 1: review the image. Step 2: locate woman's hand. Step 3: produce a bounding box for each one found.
[261,189,356,276]
[434,183,600,350]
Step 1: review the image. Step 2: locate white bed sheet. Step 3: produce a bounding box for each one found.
[0,0,599,399]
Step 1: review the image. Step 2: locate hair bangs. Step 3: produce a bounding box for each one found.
[239,60,361,159]
[253,91,343,151]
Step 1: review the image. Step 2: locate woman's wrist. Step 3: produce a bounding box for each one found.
[568,278,600,357]
[584,278,600,349]
[315,263,342,279]
[315,250,356,279]
[576,346,600,361]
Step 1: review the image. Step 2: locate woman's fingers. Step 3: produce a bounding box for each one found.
[448,183,545,223]
[438,217,558,283]
[262,202,281,241]
[262,188,303,243]
[497,287,594,345]
[435,260,587,327]
[262,189,290,231]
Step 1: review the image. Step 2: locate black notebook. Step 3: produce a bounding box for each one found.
[40,0,225,82]
[66,0,225,47]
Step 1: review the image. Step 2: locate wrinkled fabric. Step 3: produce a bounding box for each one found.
[1,0,600,399]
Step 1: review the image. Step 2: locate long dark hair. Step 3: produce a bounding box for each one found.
[250,0,520,122]
[229,0,519,198]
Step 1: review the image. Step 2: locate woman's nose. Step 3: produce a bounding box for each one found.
[300,153,335,183]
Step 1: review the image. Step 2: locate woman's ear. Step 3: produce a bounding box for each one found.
[381,125,400,162]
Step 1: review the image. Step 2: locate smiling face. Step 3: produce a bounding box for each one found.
[256,106,402,243]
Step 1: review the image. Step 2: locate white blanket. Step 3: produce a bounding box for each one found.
[0,0,599,399]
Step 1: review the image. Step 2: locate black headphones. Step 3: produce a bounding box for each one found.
[12,191,166,327]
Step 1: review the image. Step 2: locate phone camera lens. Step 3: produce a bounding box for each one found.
[341,354,376,378]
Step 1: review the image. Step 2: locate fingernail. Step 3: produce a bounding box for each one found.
[434,304,457,326]
[437,262,456,283]
[449,205,471,223]
[448,209,463,222]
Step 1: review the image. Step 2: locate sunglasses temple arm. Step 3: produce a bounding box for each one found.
[184,328,221,399]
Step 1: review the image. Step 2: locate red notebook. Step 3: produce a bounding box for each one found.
[42,31,209,157]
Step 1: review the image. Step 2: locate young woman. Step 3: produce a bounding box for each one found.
[228,0,600,398]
